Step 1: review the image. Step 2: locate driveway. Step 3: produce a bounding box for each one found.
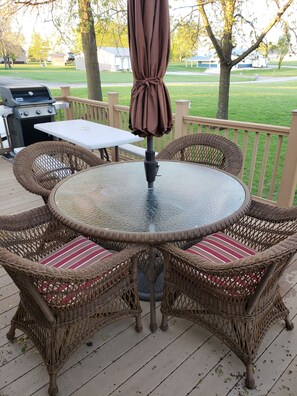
[0,75,87,89]
[1,73,297,90]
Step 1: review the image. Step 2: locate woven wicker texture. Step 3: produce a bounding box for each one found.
[156,133,243,176]
[159,200,297,389]
[0,205,143,396]
[13,141,104,203]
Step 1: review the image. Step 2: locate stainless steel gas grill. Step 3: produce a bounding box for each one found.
[0,85,57,149]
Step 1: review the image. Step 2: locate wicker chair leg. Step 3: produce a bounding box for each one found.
[285,315,294,330]
[245,363,255,389]
[160,314,169,331]
[135,314,143,332]
[6,324,16,341]
[48,373,58,396]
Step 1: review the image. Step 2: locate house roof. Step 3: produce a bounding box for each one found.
[99,47,130,57]
[50,53,65,57]
[186,55,216,62]
[75,47,130,58]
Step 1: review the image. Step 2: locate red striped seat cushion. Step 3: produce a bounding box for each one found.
[186,232,259,295]
[186,232,256,263]
[39,235,112,269]
[38,236,113,306]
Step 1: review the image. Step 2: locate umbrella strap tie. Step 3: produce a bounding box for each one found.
[133,77,162,96]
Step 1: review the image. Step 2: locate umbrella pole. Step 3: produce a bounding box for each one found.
[144,136,159,188]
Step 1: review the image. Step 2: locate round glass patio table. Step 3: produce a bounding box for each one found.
[48,161,251,331]
[48,161,251,245]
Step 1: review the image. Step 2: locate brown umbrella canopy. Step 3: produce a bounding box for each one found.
[128,0,173,138]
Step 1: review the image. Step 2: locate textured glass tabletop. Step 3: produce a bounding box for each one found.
[49,161,251,243]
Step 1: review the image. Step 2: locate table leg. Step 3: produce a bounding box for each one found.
[148,246,157,332]
[2,115,12,149]
[110,146,119,162]
[99,148,110,161]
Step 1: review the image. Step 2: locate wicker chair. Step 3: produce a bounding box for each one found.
[0,205,143,395]
[156,133,243,176]
[13,141,104,203]
[158,200,297,389]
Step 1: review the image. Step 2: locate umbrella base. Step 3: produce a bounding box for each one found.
[137,268,164,301]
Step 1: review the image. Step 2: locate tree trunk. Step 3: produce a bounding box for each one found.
[79,0,102,101]
[4,55,9,69]
[216,63,232,119]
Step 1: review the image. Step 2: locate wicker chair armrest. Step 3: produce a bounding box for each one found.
[224,200,297,250]
[248,199,297,221]
[0,204,53,231]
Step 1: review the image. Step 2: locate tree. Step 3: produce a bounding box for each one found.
[270,32,291,69]
[0,3,25,68]
[28,32,50,63]
[171,21,200,62]
[56,0,127,100]
[7,0,103,101]
[78,0,102,100]
[95,20,128,49]
[195,0,294,119]
[0,33,24,68]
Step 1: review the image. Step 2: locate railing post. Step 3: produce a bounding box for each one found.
[60,86,73,120]
[278,110,297,207]
[174,100,190,139]
[108,92,119,128]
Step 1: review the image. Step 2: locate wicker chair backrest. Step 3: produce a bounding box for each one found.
[156,133,243,176]
[13,141,104,202]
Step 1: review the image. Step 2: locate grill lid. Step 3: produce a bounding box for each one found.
[0,85,55,107]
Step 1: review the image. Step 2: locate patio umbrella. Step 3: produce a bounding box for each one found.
[128,0,173,188]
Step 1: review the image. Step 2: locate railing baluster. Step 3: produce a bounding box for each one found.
[257,134,271,197]
[248,132,259,190]
[269,135,283,200]
[241,130,249,181]
[233,129,238,144]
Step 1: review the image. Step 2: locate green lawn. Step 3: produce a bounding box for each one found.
[4,64,291,127]
[50,79,297,128]
[0,63,254,84]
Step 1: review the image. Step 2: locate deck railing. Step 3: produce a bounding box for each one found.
[2,86,297,207]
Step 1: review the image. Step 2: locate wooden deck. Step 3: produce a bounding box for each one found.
[1,156,297,396]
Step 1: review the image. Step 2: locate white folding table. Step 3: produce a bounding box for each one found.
[34,119,143,162]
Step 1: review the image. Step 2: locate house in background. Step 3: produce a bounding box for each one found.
[50,53,66,67]
[75,47,131,72]
[185,48,268,70]
[0,46,26,64]
[232,48,268,68]
[251,54,268,68]
[185,54,218,68]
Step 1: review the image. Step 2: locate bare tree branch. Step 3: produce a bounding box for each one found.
[231,0,294,66]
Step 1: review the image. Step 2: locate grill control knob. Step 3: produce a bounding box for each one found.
[36,109,41,115]
[48,108,53,113]
[24,111,29,116]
